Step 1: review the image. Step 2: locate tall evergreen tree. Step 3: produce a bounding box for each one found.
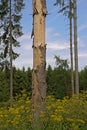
[0,0,24,105]
[73,0,79,94]
[9,0,13,106]
[54,56,71,98]
[69,0,74,95]
[54,0,79,95]
[0,0,9,70]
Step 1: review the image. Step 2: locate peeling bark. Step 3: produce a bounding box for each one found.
[31,0,47,38]
[32,0,47,120]
[40,0,48,16]
[32,0,38,16]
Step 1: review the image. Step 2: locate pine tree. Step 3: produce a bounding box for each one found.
[0,0,24,105]
[0,0,24,68]
[73,0,79,94]
[0,0,9,70]
[69,0,74,95]
[54,0,79,95]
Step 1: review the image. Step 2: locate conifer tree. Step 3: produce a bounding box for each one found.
[73,0,79,94]
[54,0,79,95]
[0,0,24,105]
[0,0,9,70]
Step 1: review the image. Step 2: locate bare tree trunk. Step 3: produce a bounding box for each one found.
[69,0,74,95]
[32,0,47,122]
[73,0,79,94]
[10,0,13,106]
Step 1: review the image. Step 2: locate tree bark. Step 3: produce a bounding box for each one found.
[73,0,79,94]
[69,0,74,95]
[10,0,13,106]
[32,0,47,121]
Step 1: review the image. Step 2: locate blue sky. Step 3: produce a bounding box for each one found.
[13,0,87,70]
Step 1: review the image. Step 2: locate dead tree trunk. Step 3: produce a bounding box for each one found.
[32,0,47,120]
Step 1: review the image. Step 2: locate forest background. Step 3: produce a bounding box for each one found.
[0,0,87,129]
[0,0,87,103]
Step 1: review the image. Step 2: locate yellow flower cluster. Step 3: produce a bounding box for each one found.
[0,92,87,129]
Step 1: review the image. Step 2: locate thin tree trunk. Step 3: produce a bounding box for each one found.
[73,0,79,94]
[10,0,13,106]
[32,0,47,122]
[69,0,74,95]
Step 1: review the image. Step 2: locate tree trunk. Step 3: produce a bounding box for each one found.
[32,0,47,121]
[69,0,74,95]
[10,0,13,106]
[73,0,79,94]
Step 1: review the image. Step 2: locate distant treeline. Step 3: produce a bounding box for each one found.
[0,64,87,102]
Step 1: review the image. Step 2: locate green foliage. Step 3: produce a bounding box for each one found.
[0,61,87,102]
[0,94,33,130]
[0,70,9,102]
[13,67,32,97]
[54,0,74,19]
[79,66,87,91]
[44,93,87,130]
[0,67,32,102]
[54,55,69,70]
[47,56,71,99]
[54,0,65,6]
[46,56,87,98]
[0,93,87,130]
[0,0,24,69]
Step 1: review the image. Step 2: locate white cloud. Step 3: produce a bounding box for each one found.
[13,28,87,70]
[47,42,69,50]
[19,33,31,41]
[13,33,33,69]
[79,53,87,58]
[13,59,33,70]
[46,28,69,50]
[54,33,60,37]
